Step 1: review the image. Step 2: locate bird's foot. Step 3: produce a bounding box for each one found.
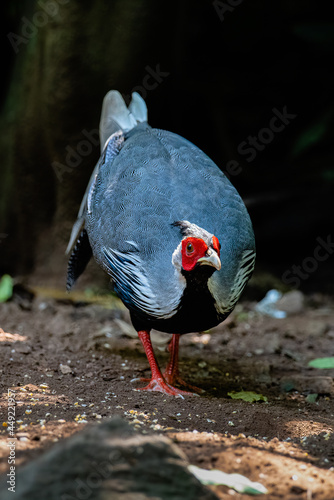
[134,376,197,398]
[163,372,204,395]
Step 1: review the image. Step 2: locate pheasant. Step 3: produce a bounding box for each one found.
[66,91,255,397]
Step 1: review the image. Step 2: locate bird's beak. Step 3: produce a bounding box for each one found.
[197,250,221,271]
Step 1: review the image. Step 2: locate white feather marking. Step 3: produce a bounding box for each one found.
[209,249,256,315]
[228,250,255,306]
[103,247,182,319]
[124,240,139,250]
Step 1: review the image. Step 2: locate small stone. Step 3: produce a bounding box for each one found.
[59,364,72,375]
[276,290,304,315]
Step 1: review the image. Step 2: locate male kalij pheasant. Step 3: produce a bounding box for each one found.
[67,91,256,396]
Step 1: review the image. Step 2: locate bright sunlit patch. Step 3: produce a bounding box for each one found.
[284,420,332,439]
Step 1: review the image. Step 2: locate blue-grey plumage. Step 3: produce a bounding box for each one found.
[67,90,255,395]
[87,124,254,322]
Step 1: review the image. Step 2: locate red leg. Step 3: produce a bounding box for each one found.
[135,330,195,397]
[164,334,181,382]
[163,334,204,394]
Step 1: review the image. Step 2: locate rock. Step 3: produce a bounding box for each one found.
[280,375,334,395]
[0,418,218,500]
[275,290,305,315]
[59,364,72,374]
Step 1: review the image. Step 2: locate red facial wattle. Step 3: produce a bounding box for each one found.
[181,237,209,271]
[212,235,221,256]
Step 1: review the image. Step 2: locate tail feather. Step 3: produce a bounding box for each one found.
[67,229,92,290]
[66,89,148,290]
[99,90,147,151]
[129,92,148,124]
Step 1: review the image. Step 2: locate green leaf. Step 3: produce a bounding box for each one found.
[308,357,334,369]
[0,274,13,303]
[189,465,268,495]
[228,391,268,403]
[306,393,318,403]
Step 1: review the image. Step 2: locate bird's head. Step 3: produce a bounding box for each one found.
[172,221,221,275]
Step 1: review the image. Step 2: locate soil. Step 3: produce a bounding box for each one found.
[1,285,334,499]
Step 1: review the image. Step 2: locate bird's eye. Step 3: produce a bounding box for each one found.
[186,242,194,254]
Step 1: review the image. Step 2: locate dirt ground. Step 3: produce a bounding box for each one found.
[1,284,334,499]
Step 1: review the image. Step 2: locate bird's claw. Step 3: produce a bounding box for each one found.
[133,376,198,397]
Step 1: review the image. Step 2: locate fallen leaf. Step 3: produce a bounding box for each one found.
[0,274,13,303]
[308,357,334,369]
[227,391,268,403]
[306,393,318,403]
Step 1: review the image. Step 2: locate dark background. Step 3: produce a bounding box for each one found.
[1,0,333,294]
